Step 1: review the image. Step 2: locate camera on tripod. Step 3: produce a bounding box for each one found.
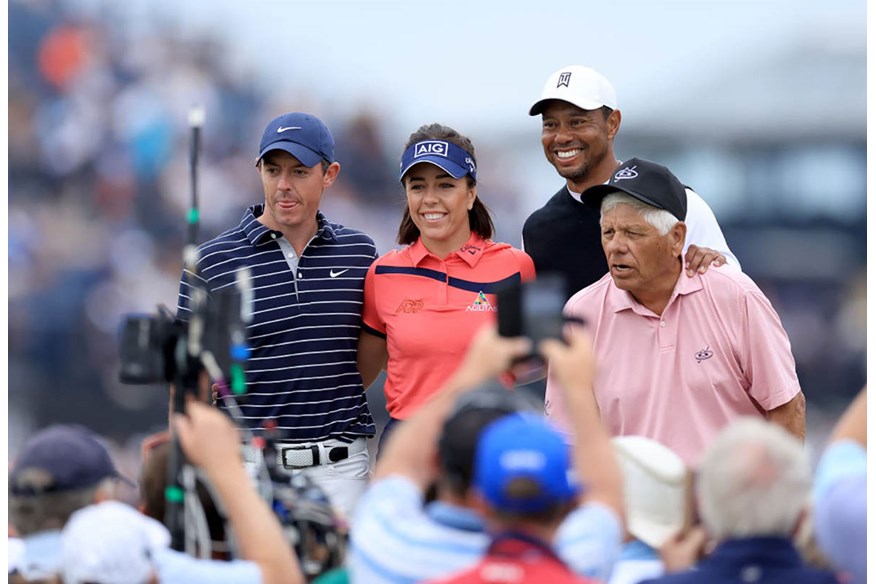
[117,280,249,395]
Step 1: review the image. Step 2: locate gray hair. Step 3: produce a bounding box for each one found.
[697,418,811,540]
[600,192,679,235]
[9,478,116,536]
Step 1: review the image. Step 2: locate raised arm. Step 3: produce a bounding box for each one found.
[374,324,531,488]
[173,401,304,584]
[539,328,624,520]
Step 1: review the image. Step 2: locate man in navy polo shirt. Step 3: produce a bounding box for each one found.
[176,112,378,521]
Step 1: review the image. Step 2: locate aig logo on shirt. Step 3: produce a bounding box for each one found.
[413,141,449,158]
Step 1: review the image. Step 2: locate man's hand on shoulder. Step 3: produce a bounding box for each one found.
[684,244,726,277]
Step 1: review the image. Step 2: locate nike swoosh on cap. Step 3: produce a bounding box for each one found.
[277,126,302,133]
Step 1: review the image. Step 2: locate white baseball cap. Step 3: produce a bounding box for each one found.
[62,501,171,584]
[529,65,618,115]
[612,436,688,549]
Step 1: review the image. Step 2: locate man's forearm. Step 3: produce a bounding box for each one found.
[207,464,304,584]
[373,375,469,486]
[768,391,806,441]
[564,384,624,518]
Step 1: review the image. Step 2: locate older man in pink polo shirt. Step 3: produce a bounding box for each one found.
[544,158,805,465]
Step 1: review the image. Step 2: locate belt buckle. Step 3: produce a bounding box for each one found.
[281,444,320,468]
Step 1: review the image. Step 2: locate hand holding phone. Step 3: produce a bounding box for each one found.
[497,274,568,348]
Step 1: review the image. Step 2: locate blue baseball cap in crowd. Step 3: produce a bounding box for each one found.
[475,413,580,513]
[10,425,132,495]
[256,112,335,167]
[398,140,477,183]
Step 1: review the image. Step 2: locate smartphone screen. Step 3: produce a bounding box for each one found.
[497,274,567,345]
[522,276,566,346]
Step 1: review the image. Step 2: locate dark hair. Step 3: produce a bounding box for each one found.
[437,385,542,497]
[396,123,495,246]
[492,477,574,524]
[140,440,227,546]
[9,483,103,536]
[258,154,331,173]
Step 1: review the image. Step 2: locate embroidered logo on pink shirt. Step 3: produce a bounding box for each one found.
[695,346,714,363]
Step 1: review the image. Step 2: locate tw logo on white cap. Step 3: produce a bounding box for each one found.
[557,72,572,88]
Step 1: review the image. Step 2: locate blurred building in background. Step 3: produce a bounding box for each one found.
[7,0,865,469]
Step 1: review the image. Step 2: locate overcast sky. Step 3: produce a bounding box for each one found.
[90,0,865,137]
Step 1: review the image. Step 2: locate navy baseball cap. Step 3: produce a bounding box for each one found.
[399,140,477,183]
[256,112,335,167]
[10,425,132,495]
[582,157,688,221]
[475,413,580,513]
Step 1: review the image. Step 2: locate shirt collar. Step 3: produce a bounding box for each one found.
[488,531,564,564]
[243,205,337,246]
[606,266,702,316]
[704,537,803,569]
[21,530,63,578]
[408,233,489,267]
[619,539,659,561]
[566,187,585,204]
[425,501,485,533]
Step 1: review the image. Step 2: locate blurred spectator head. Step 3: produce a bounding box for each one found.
[62,500,168,584]
[10,424,131,536]
[474,413,580,523]
[138,433,227,556]
[437,384,540,499]
[612,435,690,549]
[697,417,811,541]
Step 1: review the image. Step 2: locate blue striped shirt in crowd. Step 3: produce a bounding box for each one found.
[176,205,377,441]
[349,476,622,584]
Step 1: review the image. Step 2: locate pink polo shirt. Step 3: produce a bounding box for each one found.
[545,265,801,465]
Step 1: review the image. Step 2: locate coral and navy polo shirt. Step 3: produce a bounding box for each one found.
[362,234,535,419]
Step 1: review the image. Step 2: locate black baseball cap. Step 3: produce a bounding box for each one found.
[438,382,542,490]
[583,157,688,221]
[10,425,133,496]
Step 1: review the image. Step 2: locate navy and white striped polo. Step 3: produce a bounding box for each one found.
[177,205,377,442]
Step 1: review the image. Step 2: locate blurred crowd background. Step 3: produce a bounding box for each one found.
[7,0,866,484]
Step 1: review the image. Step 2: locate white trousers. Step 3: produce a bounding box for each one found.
[244,437,371,524]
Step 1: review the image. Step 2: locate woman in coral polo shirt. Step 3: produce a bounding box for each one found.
[358,123,535,450]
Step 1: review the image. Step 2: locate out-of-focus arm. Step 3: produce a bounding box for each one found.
[173,401,304,584]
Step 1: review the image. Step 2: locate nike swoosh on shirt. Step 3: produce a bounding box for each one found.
[277,126,302,133]
[329,269,350,278]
